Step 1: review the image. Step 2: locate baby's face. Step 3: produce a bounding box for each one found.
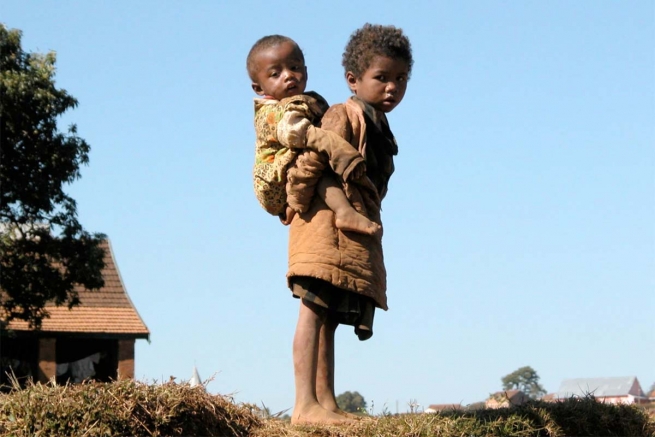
[252,42,307,100]
[347,55,409,113]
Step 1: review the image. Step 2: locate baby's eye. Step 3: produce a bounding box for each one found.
[270,71,279,77]
[376,75,386,81]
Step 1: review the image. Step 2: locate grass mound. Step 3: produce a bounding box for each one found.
[254,397,655,437]
[0,381,653,437]
[0,379,260,437]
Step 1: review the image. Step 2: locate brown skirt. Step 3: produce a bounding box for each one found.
[290,276,376,341]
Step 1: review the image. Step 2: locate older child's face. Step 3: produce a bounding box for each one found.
[251,41,308,100]
[346,55,409,113]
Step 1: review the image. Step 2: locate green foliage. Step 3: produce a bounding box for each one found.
[336,390,367,413]
[0,24,105,328]
[501,366,547,399]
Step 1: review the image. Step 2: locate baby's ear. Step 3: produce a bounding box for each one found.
[252,82,265,96]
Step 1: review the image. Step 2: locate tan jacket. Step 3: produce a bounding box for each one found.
[287,98,395,310]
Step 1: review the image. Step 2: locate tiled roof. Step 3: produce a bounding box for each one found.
[6,240,149,339]
[490,390,523,399]
[541,393,557,402]
[557,377,642,398]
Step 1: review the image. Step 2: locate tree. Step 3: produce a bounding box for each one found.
[0,24,105,329]
[336,391,367,414]
[501,366,547,399]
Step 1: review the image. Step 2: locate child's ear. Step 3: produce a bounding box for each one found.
[345,71,358,93]
[252,82,265,96]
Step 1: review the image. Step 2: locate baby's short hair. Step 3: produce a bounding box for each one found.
[342,24,413,79]
[246,35,304,82]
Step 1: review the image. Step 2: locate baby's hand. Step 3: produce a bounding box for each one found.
[279,206,296,226]
[349,162,366,181]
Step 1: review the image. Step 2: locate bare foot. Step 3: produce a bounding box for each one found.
[317,398,363,420]
[334,409,363,419]
[334,209,382,237]
[291,404,356,425]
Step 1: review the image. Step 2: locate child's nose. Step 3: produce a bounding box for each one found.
[385,81,397,93]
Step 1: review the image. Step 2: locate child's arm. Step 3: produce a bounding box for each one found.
[304,125,364,183]
[276,99,364,183]
[279,205,296,226]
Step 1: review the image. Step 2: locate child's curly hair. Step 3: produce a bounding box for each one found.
[246,35,304,82]
[342,24,413,79]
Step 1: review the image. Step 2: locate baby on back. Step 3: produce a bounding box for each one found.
[248,35,381,237]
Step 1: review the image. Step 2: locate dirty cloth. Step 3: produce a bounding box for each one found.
[287,96,398,338]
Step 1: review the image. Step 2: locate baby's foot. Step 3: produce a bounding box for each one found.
[334,209,382,238]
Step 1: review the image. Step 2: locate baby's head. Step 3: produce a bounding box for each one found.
[247,35,308,100]
[342,24,413,113]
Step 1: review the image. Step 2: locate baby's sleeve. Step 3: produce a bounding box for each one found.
[304,125,363,182]
[276,101,314,149]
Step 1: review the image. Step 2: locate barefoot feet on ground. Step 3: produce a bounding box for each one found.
[334,409,363,419]
[291,404,356,425]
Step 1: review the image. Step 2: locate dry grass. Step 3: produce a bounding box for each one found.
[0,378,260,436]
[254,397,655,437]
[0,380,653,437]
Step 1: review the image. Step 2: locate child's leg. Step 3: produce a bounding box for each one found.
[317,174,382,237]
[292,301,353,424]
[315,316,338,411]
[315,317,361,418]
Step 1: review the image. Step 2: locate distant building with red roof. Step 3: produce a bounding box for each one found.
[485,390,529,409]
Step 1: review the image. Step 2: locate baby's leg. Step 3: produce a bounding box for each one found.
[317,174,381,237]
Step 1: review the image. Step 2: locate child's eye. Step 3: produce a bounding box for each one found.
[270,71,279,77]
[376,75,386,81]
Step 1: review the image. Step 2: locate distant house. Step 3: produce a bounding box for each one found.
[485,390,529,409]
[540,393,558,402]
[556,376,647,405]
[424,403,463,413]
[1,240,149,387]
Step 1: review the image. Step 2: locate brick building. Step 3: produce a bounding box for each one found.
[1,240,149,386]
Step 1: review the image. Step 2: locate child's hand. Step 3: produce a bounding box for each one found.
[279,206,296,226]
[349,162,366,181]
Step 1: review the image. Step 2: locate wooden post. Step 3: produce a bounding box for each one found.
[117,339,135,380]
[38,338,56,383]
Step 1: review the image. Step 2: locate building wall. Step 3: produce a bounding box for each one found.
[629,379,645,397]
[598,396,632,405]
[7,335,138,385]
[117,339,135,380]
[38,338,56,383]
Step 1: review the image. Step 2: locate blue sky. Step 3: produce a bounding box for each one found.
[4,1,653,413]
